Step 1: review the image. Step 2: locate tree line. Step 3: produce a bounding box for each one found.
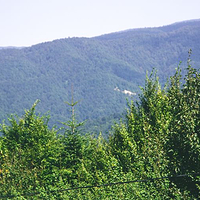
[0,55,200,199]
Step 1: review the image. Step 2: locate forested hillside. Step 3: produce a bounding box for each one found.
[0,60,199,198]
[0,19,200,132]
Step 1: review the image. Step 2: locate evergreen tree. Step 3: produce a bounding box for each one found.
[167,52,200,197]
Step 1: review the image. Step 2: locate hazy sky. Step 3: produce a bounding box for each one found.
[0,0,200,47]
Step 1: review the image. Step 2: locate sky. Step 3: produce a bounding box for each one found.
[0,0,200,47]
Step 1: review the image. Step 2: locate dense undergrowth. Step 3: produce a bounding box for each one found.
[0,57,200,199]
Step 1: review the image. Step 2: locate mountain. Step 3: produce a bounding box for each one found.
[0,19,200,132]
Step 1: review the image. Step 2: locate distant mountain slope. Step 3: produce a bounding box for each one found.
[0,19,200,131]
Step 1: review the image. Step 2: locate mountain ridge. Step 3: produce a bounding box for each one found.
[0,19,200,133]
[1,19,200,49]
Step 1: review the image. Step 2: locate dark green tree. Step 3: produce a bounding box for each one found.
[167,52,200,197]
[0,100,60,197]
[58,93,86,185]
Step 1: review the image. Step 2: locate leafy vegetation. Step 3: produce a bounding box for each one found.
[0,56,199,199]
[0,20,200,132]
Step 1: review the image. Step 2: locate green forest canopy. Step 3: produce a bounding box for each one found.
[0,20,200,133]
[0,56,200,199]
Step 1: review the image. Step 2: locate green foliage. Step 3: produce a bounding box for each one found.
[108,56,200,198]
[0,20,200,133]
[166,52,200,197]
[0,56,200,198]
[1,100,59,169]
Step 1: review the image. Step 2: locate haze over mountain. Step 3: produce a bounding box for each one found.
[0,19,200,132]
